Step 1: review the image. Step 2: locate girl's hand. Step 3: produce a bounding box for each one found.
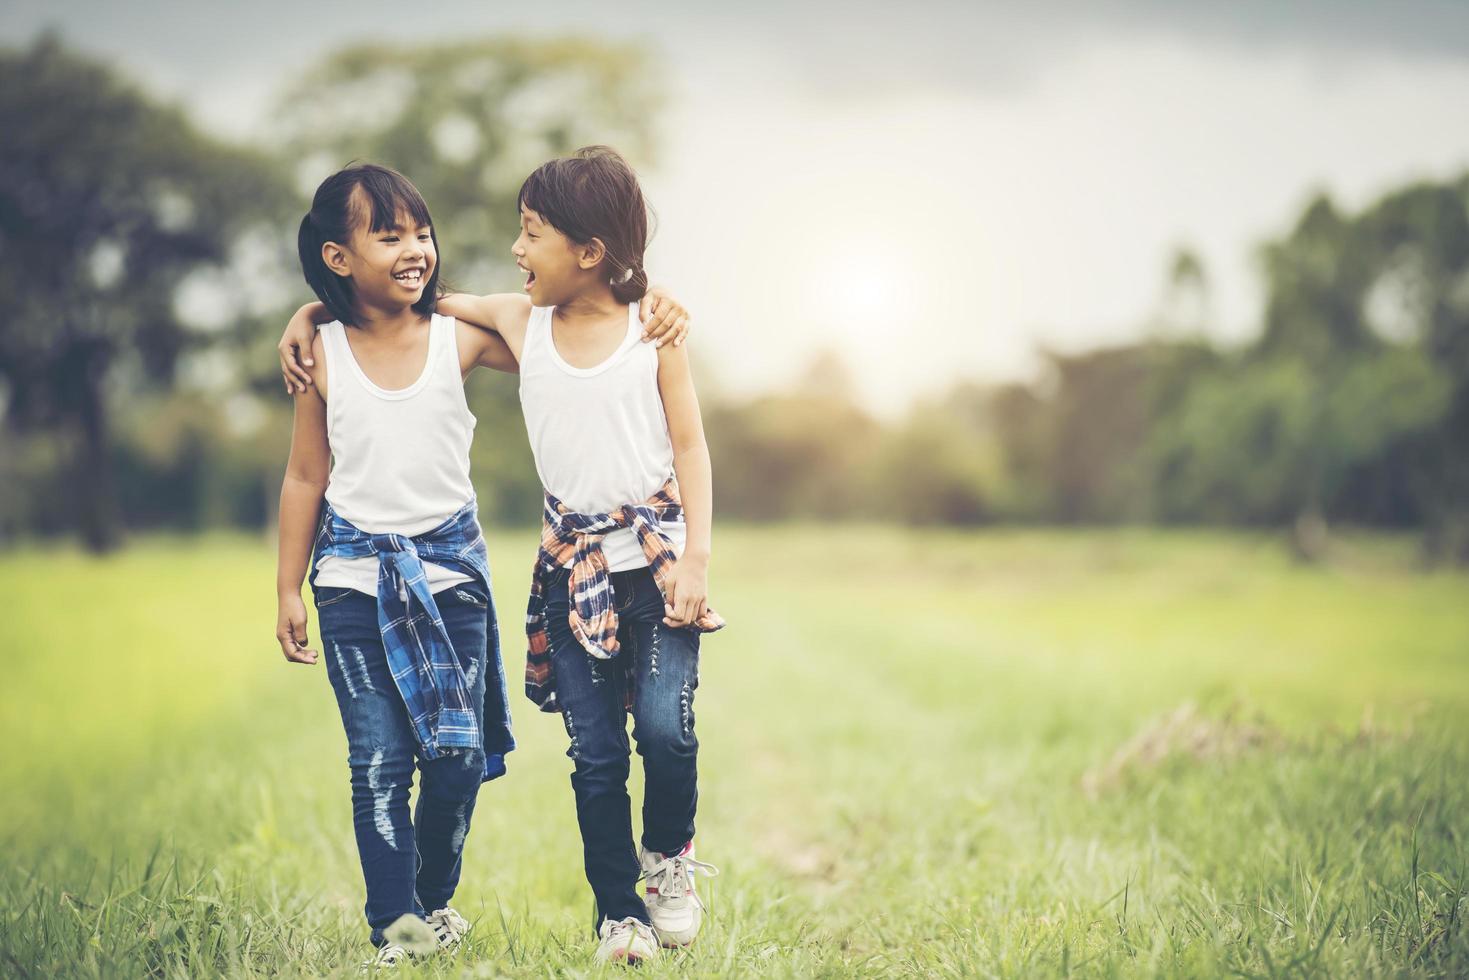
[278,304,326,394]
[639,287,691,348]
[662,552,710,628]
[276,594,318,664]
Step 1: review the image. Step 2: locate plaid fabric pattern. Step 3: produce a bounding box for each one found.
[525,477,725,712]
[312,500,515,780]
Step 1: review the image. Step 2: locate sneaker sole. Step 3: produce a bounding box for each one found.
[655,925,701,948]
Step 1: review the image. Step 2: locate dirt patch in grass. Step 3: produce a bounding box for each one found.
[1080,701,1400,798]
[1081,700,1427,798]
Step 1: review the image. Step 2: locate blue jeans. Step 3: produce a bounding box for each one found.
[545,566,701,929]
[314,582,491,946]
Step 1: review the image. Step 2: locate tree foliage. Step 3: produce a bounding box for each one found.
[0,37,288,549]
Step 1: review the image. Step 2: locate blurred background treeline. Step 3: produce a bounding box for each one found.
[2,35,1467,563]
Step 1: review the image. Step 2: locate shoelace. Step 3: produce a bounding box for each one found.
[604,915,654,946]
[641,853,722,902]
[428,907,470,947]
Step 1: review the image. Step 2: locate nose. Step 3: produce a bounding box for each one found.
[511,237,525,258]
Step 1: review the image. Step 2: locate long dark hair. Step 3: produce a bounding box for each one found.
[517,145,651,304]
[297,163,442,325]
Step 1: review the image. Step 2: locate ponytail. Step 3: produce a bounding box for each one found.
[610,263,648,305]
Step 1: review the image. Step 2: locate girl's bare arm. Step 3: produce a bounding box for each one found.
[275,335,331,664]
[656,340,713,627]
[437,292,533,366]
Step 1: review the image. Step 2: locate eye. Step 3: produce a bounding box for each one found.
[418,233,431,241]
[382,235,400,243]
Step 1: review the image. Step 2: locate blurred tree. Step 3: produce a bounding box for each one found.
[870,389,1002,526]
[1042,346,1155,523]
[1148,351,1449,530]
[0,37,288,550]
[1145,185,1462,558]
[1252,187,1463,559]
[1151,244,1211,338]
[1355,179,1469,562]
[987,382,1054,520]
[272,37,662,525]
[705,351,879,520]
[1253,194,1369,555]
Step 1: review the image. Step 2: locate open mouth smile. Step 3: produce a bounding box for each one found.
[393,267,425,287]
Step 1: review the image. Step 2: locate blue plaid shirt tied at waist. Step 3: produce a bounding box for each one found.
[312,500,514,781]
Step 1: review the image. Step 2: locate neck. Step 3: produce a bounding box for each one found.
[351,299,423,335]
[555,284,623,324]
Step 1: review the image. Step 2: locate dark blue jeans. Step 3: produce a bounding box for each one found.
[314,582,491,946]
[545,566,701,928]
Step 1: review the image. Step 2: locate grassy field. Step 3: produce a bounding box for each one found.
[1,527,1466,978]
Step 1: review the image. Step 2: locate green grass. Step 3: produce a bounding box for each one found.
[2,527,1466,977]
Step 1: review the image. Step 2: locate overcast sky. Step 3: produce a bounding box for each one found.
[6,1,1469,412]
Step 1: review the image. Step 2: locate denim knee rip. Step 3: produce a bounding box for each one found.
[449,801,470,853]
[680,679,693,738]
[564,705,581,761]
[366,748,398,849]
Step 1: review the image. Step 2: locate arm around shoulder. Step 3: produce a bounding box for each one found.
[437,292,533,363]
[453,318,520,376]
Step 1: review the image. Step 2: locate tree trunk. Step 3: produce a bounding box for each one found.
[1290,506,1330,563]
[1422,511,1469,567]
[75,350,121,553]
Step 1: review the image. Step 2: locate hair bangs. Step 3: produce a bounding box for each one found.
[354,167,434,235]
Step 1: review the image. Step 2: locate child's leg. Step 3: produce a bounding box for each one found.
[619,570,701,855]
[544,571,648,928]
[314,587,424,946]
[414,583,492,914]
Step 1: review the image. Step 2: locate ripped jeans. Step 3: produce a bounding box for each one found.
[544,566,701,929]
[314,582,491,946]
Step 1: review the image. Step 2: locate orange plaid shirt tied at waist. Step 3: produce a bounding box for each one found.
[524,477,725,713]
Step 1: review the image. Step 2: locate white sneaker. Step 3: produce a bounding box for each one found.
[639,843,720,947]
[363,943,408,970]
[426,906,471,950]
[595,916,661,964]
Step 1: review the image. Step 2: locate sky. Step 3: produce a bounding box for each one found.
[5,1,1469,413]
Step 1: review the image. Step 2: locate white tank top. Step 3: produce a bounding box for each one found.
[519,303,685,572]
[313,314,477,595]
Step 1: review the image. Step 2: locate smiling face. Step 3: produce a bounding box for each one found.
[511,204,599,308]
[323,189,437,317]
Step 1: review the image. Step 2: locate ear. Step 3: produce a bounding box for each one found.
[577,237,607,271]
[322,241,353,279]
